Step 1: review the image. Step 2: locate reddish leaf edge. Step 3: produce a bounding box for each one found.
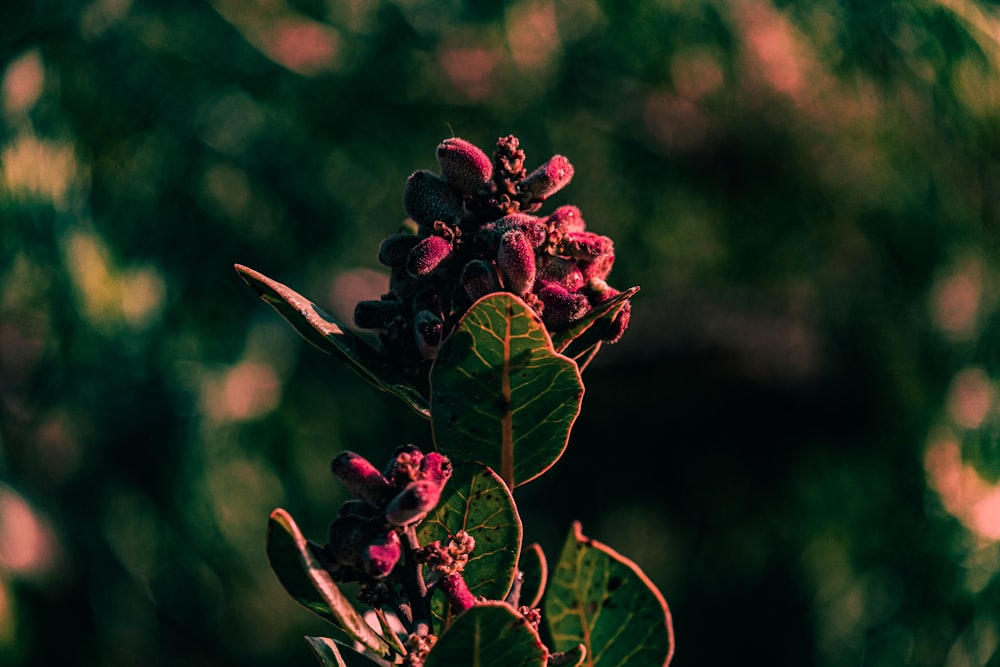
[571,521,675,667]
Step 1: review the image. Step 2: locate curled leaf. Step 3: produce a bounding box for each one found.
[265,508,398,661]
[304,636,384,667]
[235,265,430,418]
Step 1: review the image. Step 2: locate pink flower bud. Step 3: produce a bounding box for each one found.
[518,155,574,202]
[331,452,395,508]
[586,280,630,343]
[362,530,401,579]
[440,572,476,614]
[561,231,613,260]
[480,214,547,249]
[385,479,442,526]
[498,230,537,296]
[546,205,586,234]
[406,235,453,277]
[603,299,630,344]
[581,252,615,282]
[561,231,615,280]
[403,170,464,227]
[537,255,585,292]
[537,282,589,329]
[419,451,452,485]
[437,138,493,195]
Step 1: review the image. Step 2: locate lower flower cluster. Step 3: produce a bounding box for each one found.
[318,445,452,583]
[353,134,632,370]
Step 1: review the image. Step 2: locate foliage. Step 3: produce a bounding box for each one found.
[5,2,1000,666]
[241,135,673,665]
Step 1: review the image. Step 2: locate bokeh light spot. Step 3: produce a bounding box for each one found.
[926,432,1000,542]
[948,368,994,430]
[0,486,56,577]
[931,259,983,340]
[2,50,44,118]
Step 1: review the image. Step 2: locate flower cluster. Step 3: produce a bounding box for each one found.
[354,134,631,369]
[416,530,477,614]
[318,445,452,582]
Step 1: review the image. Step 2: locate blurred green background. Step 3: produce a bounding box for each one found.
[4,0,1000,665]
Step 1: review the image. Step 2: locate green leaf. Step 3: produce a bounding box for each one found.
[430,293,584,488]
[304,636,384,667]
[424,602,548,667]
[265,508,397,660]
[551,287,639,364]
[235,264,430,418]
[417,462,522,622]
[544,522,674,667]
[518,542,548,610]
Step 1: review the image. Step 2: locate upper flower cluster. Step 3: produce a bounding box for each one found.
[354,134,631,369]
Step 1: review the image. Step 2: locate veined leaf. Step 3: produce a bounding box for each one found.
[430,293,584,488]
[418,462,522,625]
[235,264,430,418]
[544,522,674,667]
[266,508,398,661]
[424,601,548,667]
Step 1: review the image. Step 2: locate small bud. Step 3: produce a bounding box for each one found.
[517,155,574,202]
[546,205,586,234]
[383,444,424,486]
[581,252,615,282]
[354,298,407,329]
[437,138,493,194]
[378,233,421,268]
[407,235,453,277]
[331,451,395,508]
[561,231,613,261]
[326,515,369,567]
[562,232,615,281]
[461,259,502,302]
[479,214,547,249]
[440,572,476,614]
[362,530,402,579]
[419,451,452,486]
[338,499,380,519]
[389,266,424,302]
[604,299,631,344]
[498,230,537,297]
[537,282,589,329]
[403,170,464,227]
[414,310,444,359]
[586,279,630,343]
[537,255,585,292]
[385,480,443,526]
